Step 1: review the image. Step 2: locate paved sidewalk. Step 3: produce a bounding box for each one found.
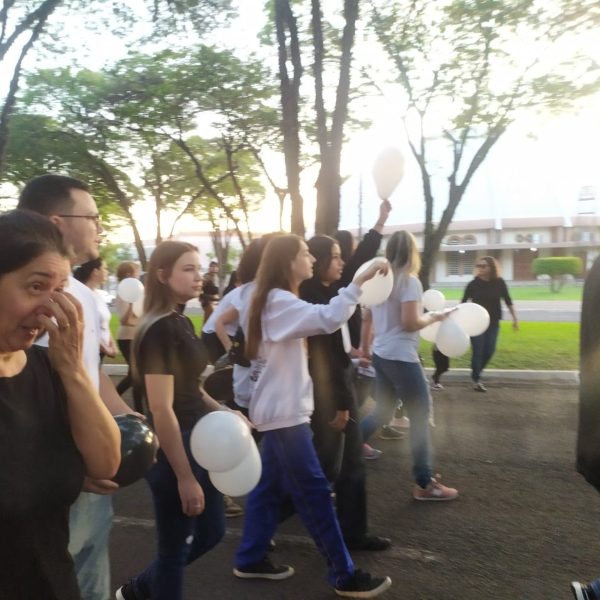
[109,381,598,600]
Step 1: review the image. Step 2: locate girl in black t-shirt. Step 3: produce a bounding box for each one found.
[117,241,249,600]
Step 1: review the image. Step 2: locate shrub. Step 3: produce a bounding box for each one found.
[532,256,583,292]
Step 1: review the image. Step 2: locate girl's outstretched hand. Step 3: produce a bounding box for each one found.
[355,259,389,287]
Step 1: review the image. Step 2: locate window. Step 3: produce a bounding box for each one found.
[446,251,477,276]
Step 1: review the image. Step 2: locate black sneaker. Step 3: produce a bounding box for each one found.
[345,535,391,552]
[115,581,139,600]
[571,582,597,600]
[335,569,392,598]
[233,558,294,580]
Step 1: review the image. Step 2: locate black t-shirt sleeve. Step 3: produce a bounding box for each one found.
[499,279,513,306]
[461,280,474,303]
[138,318,177,376]
[339,229,383,287]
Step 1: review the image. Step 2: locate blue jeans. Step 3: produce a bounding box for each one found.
[68,492,113,600]
[361,355,433,488]
[132,430,225,600]
[470,322,500,382]
[236,424,355,587]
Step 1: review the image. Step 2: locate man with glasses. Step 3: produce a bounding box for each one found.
[18,174,135,600]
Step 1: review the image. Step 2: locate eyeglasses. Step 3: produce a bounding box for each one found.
[58,214,102,226]
[476,263,488,268]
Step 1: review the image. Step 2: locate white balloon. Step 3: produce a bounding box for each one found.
[435,318,471,358]
[132,294,145,317]
[372,147,405,199]
[190,411,253,472]
[450,303,490,337]
[209,440,262,497]
[117,278,144,303]
[419,321,440,343]
[422,289,445,312]
[352,258,394,306]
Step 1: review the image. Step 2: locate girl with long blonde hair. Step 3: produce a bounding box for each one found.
[360,230,459,501]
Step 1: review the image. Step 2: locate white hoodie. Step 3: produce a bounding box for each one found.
[246,282,361,432]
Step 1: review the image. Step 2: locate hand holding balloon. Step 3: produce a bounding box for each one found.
[353,258,393,306]
[419,290,489,359]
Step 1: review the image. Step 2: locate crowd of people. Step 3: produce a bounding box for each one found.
[5,172,568,600]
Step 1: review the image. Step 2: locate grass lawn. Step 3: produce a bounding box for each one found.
[435,283,583,301]
[107,315,579,370]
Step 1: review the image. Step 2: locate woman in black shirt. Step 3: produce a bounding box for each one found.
[117,241,247,600]
[0,210,120,599]
[461,256,519,391]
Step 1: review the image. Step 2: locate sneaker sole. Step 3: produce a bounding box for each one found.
[570,582,587,600]
[363,454,382,460]
[335,576,392,598]
[233,567,295,580]
[413,493,459,502]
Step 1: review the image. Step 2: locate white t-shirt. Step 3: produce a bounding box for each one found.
[371,273,422,363]
[228,282,255,408]
[36,276,101,390]
[93,289,112,348]
[202,290,238,337]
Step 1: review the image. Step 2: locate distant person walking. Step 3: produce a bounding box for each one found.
[461,256,518,392]
[114,261,143,412]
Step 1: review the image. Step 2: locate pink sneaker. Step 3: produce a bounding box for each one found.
[413,478,458,501]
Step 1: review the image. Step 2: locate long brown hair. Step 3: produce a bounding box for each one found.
[132,240,198,385]
[478,255,500,280]
[245,234,303,360]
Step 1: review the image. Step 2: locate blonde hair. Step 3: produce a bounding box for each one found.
[386,230,421,276]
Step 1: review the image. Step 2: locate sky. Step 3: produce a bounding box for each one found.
[1,1,599,245]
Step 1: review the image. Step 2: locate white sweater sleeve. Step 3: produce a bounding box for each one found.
[262,283,362,342]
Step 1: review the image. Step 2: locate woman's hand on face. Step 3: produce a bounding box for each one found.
[355,260,389,287]
[38,291,83,374]
[178,477,205,516]
[328,410,350,432]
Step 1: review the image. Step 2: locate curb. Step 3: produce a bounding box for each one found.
[103,364,579,385]
[423,367,579,386]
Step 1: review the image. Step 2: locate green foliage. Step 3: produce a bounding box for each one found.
[420,321,579,370]
[532,256,583,278]
[532,256,583,291]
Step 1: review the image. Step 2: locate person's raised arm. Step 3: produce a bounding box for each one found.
[340,201,392,286]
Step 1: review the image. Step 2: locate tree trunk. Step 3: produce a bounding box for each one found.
[313,0,358,235]
[275,0,304,236]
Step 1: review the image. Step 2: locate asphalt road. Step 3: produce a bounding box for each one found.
[109,380,600,600]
